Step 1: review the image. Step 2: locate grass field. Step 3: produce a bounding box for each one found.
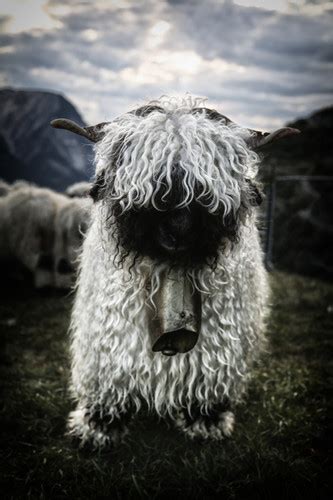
[0,272,332,499]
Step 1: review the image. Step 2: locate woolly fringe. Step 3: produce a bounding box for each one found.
[95,96,259,215]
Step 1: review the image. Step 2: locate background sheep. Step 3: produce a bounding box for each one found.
[53,196,92,289]
[0,183,92,289]
[11,180,36,190]
[65,181,91,198]
[0,179,10,197]
[0,186,63,287]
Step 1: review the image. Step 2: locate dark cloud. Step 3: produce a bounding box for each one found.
[0,0,332,128]
[164,1,333,71]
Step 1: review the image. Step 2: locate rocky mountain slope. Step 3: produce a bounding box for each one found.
[262,106,333,177]
[0,88,93,191]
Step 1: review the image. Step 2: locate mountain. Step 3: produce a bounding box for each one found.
[261,106,333,177]
[0,133,26,181]
[0,88,94,191]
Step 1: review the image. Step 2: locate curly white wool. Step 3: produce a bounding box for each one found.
[69,96,269,443]
[54,196,92,289]
[96,96,259,215]
[0,186,62,287]
[70,214,268,420]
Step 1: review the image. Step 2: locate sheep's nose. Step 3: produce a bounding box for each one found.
[57,258,74,274]
[37,254,54,271]
[157,209,193,253]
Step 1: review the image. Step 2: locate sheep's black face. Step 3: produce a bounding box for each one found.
[114,205,235,267]
[106,169,241,269]
[91,169,263,269]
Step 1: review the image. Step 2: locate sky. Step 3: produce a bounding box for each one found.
[0,0,332,129]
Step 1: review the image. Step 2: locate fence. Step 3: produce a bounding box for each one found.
[264,171,333,271]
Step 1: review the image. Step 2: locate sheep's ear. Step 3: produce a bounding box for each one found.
[89,171,105,202]
[200,107,300,150]
[247,127,300,150]
[50,118,109,142]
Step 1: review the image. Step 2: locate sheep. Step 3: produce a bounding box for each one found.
[65,181,92,198]
[51,96,299,448]
[0,185,62,287]
[11,179,36,190]
[0,179,10,197]
[0,185,92,289]
[53,196,92,289]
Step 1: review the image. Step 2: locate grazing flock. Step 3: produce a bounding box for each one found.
[0,179,92,289]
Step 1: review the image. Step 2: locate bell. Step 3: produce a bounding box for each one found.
[147,269,201,355]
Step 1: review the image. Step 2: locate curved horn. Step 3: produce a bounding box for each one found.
[50,118,109,142]
[192,107,300,149]
[247,126,300,150]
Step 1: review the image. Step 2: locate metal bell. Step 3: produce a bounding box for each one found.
[147,269,201,356]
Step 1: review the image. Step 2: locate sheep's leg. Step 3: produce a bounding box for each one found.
[68,344,133,449]
[68,353,134,449]
[68,402,132,450]
[69,302,135,449]
[174,402,235,440]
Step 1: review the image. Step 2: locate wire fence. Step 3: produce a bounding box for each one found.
[264,173,333,275]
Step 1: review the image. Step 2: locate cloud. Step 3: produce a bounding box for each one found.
[0,0,61,33]
[0,0,332,129]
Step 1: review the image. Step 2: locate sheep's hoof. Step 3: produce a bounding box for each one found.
[67,407,129,450]
[174,409,235,441]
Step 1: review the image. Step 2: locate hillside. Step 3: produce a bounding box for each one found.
[0,133,26,180]
[262,106,333,177]
[0,88,93,191]
[260,106,333,280]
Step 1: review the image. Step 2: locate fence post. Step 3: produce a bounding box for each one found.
[265,164,277,271]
